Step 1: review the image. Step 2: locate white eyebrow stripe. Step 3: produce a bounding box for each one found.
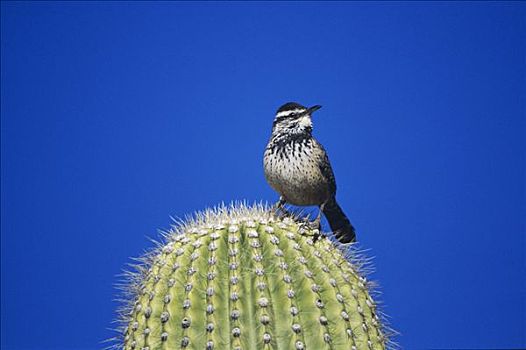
[275,109,305,118]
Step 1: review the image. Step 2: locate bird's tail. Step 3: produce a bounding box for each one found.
[322,197,356,243]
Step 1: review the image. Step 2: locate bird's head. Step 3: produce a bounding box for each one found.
[272,102,322,135]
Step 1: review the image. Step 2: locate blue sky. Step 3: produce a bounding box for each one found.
[1,2,524,349]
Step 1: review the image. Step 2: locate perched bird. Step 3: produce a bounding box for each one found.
[263,102,356,243]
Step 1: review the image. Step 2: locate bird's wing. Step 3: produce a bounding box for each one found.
[315,140,337,195]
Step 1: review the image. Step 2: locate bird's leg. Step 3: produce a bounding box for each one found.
[273,196,286,211]
[311,202,326,243]
[273,196,291,217]
[313,205,324,229]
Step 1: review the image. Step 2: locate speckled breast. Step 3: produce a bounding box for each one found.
[264,141,330,206]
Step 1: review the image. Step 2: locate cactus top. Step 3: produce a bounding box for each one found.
[116,204,392,350]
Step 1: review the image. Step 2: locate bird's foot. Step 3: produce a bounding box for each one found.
[298,217,324,243]
[310,204,326,243]
[272,198,292,219]
[300,216,320,229]
[312,230,323,243]
[274,209,293,221]
[310,219,323,243]
[297,208,322,230]
[311,216,322,230]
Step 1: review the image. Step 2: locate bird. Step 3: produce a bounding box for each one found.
[263,102,356,243]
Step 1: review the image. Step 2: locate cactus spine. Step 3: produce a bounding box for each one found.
[118,204,389,350]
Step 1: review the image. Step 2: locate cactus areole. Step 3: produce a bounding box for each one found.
[118,204,389,350]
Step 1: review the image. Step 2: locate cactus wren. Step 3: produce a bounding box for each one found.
[264,102,356,243]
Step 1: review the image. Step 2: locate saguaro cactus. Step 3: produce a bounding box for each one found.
[117,204,390,350]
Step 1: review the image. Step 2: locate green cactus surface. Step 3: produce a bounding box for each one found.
[118,204,390,350]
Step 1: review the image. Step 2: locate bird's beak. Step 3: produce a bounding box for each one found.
[307,105,322,115]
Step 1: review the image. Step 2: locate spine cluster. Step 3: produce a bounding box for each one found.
[118,205,390,350]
